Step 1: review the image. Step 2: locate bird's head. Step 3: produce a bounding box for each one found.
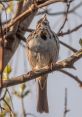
[36,15,49,29]
[35,15,52,41]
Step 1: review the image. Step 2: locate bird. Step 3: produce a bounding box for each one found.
[26,15,60,113]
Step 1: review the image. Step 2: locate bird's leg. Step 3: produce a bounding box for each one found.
[27,68,36,77]
[48,59,55,71]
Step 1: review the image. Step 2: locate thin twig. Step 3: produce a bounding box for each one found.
[63,88,70,117]
[59,40,78,52]
[3,98,12,111]
[21,96,26,117]
[38,2,82,16]
[0,88,7,101]
[58,1,70,33]
[59,69,82,87]
[6,88,14,110]
[58,24,82,36]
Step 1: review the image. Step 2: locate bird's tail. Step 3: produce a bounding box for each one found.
[37,76,49,113]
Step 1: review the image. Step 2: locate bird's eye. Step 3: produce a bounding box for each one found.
[43,21,48,25]
[40,32,47,40]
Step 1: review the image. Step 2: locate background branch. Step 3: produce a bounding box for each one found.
[3,0,37,69]
[58,24,82,36]
[63,88,70,117]
[59,40,78,52]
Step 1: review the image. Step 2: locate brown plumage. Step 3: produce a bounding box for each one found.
[26,15,59,113]
[37,76,48,113]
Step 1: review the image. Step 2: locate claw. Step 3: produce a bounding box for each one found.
[27,71,33,76]
[48,62,54,71]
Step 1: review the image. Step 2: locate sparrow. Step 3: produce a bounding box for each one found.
[26,15,59,113]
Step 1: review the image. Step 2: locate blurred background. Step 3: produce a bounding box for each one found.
[0,0,82,117]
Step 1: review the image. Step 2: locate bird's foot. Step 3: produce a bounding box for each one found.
[48,62,55,71]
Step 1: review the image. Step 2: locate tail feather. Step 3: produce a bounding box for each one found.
[37,76,49,113]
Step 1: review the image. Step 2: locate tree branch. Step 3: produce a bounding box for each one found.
[37,1,82,16]
[59,69,82,86]
[1,0,67,35]
[0,49,82,89]
[3,1,37,68]
[58,24,82,36]
[59,40,78,52]
[63,88,70,117]
[10,0,24,33]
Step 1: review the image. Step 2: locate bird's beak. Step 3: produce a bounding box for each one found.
[43,14,47,21]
